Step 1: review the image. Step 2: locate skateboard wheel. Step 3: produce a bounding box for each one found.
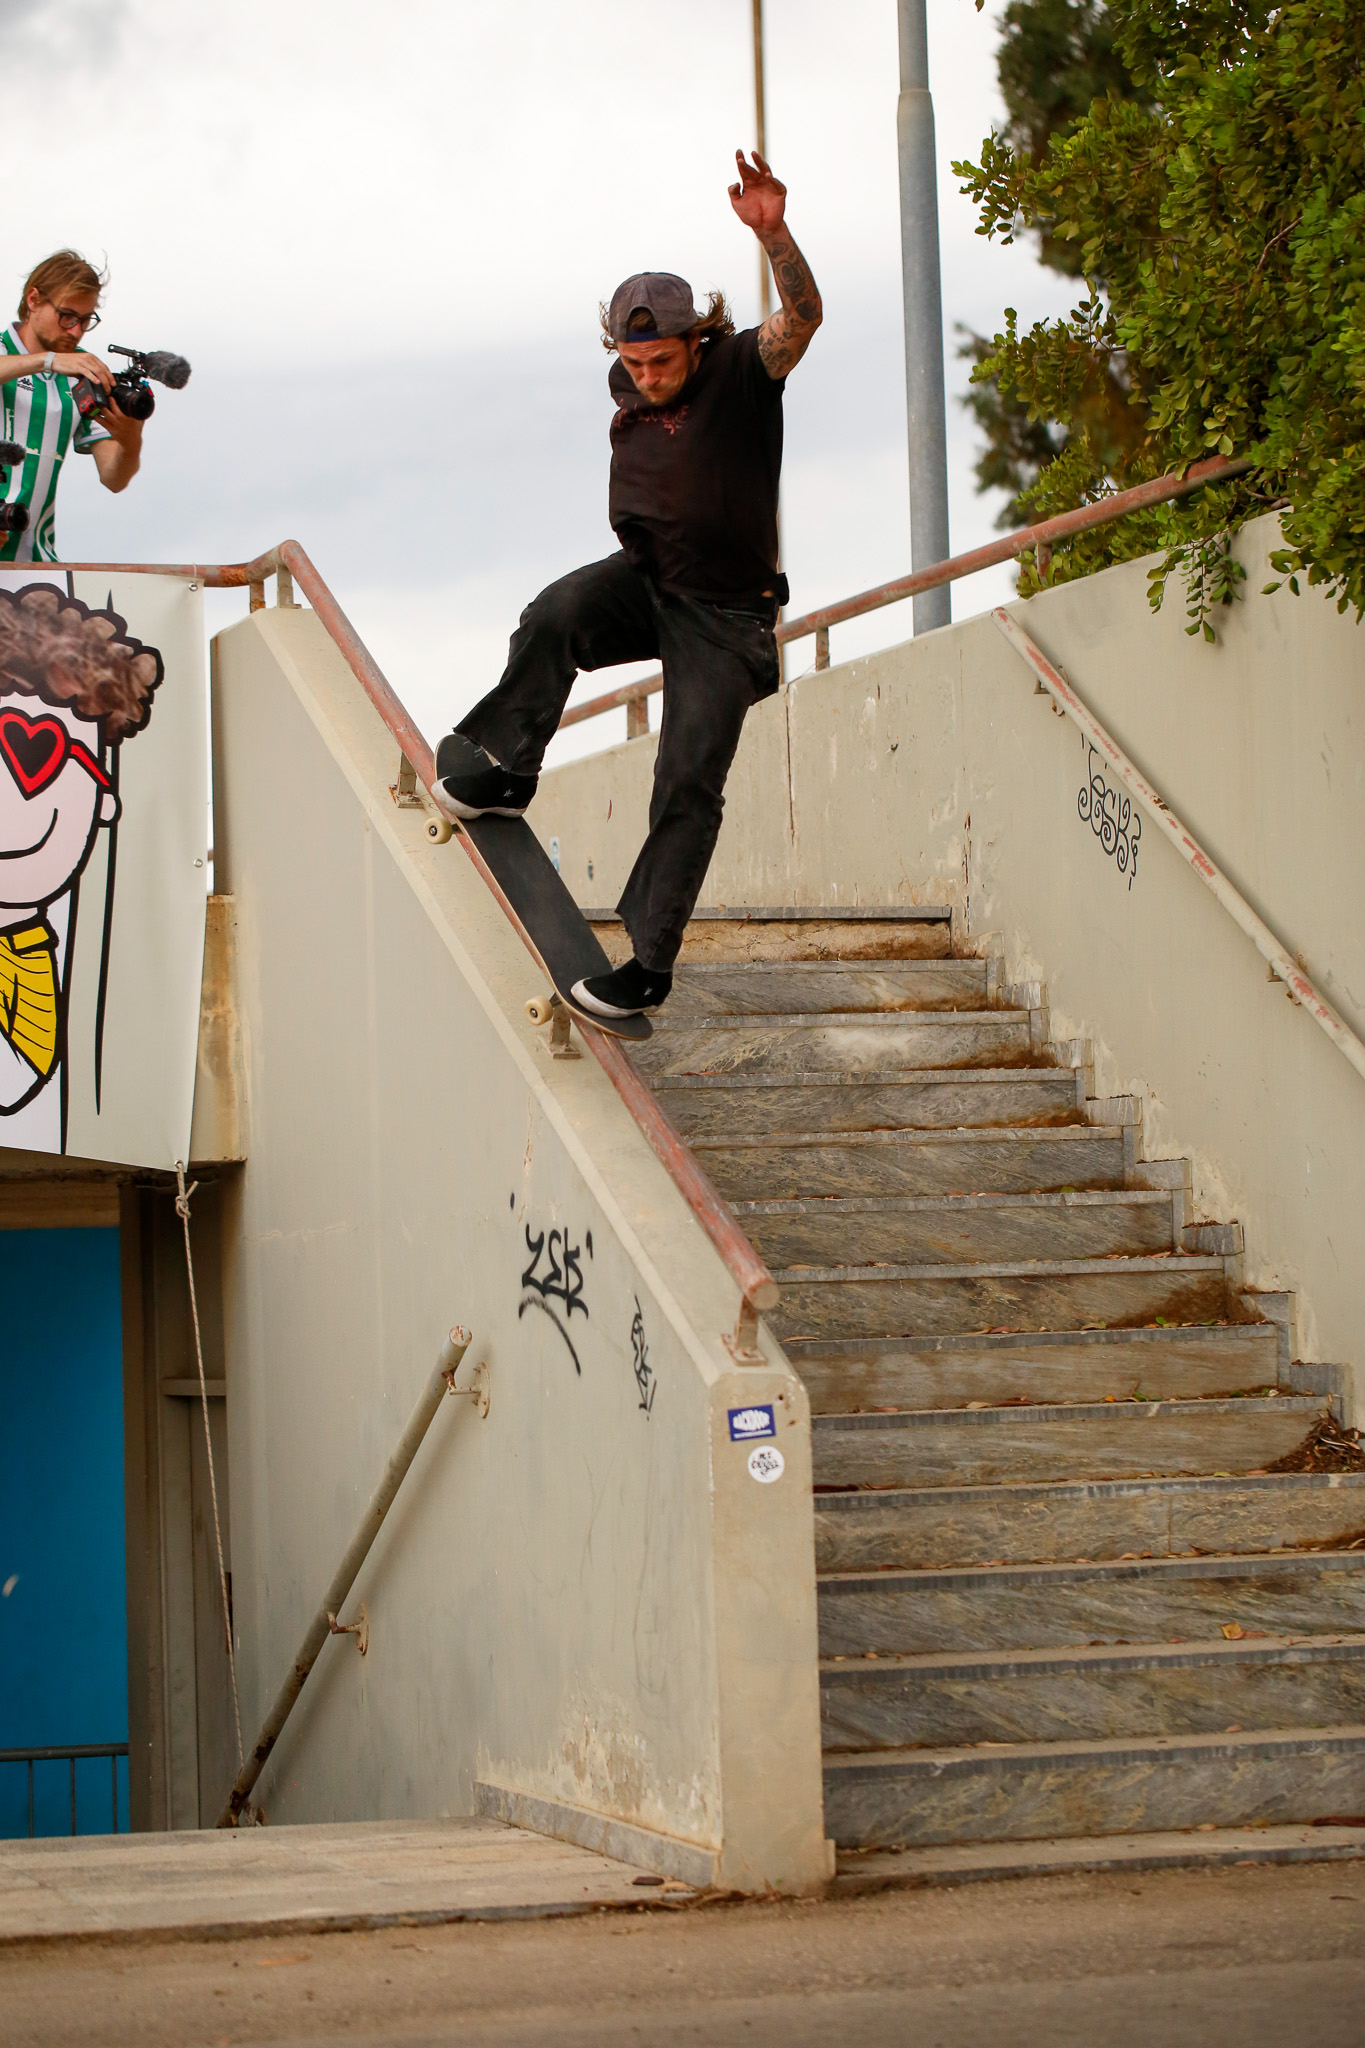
[427,816,454,844]
[525,996,555,1026]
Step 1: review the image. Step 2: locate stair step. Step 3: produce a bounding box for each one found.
[833,1823,1365,1891]
[770,1254,1234,1341]
[811,1394,1321,1490]
[734,1189,1176,1269]
[815,1469,1365,1572]
[820,1635,1365,1752]
[591,910,954,965]
[822,1722,1365,1849]
[817,1548,1365,1656]
[668,959,989,1016]
[650,1067,1088,1138]
[692,1123,1129,1200]
[635,1011,1039,1079]
[786,1324,1281,1414]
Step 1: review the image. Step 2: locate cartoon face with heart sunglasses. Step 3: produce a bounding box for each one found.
[0,584,161,1125]
[0,702,119,905]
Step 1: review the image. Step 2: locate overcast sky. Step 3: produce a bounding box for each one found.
[1,0,1071,760]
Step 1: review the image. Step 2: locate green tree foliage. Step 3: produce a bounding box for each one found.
[960,0,1151,530]
[957,0,1365,632]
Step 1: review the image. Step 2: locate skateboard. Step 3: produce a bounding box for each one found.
[426,810,652,1047]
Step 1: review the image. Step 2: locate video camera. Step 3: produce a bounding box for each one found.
[73,344,192,426]
[0,439,28,534]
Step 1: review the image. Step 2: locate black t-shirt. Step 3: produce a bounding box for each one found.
[607,328,785,605]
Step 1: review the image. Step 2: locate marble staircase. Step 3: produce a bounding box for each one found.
[614,908,1365,1878]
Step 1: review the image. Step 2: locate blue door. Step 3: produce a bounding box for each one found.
[0,1226,128,1836]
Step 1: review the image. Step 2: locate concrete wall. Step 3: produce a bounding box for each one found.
[531,514,1365,1402]
[210,608,828,1891]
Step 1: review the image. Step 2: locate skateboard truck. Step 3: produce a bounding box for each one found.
[526,991,581,1058]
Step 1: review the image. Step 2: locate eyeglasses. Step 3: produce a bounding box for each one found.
[42,299,101,333]
[0,707,112,798]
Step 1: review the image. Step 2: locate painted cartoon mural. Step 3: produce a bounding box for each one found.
[0,584,162,1152]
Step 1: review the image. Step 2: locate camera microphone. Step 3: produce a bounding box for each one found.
[0,441,24,468]
[136,351,192,391]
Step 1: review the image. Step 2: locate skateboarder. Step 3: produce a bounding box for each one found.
[433,150,822,1019]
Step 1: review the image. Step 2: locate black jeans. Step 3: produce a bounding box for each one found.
[458,552,780,972]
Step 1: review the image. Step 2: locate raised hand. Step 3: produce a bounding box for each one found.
[728,150,787,240]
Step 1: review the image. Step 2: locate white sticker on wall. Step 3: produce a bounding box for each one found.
[747,1445,784,1485]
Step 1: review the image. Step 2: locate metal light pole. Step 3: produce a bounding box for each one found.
[897,0,951,631]
[753,0,772,319]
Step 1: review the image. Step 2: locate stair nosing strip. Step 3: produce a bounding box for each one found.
[587,905,955,922]
[817,1547,1365,1593]
[784,1326,1272,1357]
[818,1633,1365,1682]
[821,1722,1365,1778]
[775,1254,1225,1282]
[690,1126,1123,1151]
[733,1189,1169,1217]
[810,1394,1320,1432]
[650,1010,1030,1031]
[650,1067,1079,1091]
[675,959,986,975]
[813,1468,1365,1513]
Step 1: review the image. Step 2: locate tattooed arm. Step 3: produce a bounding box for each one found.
[728,150,823,379]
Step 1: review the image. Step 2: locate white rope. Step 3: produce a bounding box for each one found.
[175,1161,245,1774]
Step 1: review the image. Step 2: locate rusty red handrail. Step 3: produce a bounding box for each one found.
[31,541,778,1323]
[555,451,1253,730]
[994,608,1365,1088]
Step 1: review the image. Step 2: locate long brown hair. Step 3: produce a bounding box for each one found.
[600,289,735,352]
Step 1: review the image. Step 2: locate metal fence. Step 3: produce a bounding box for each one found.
[1,1743,129,1838]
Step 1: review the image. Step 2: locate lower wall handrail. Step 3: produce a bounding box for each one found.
[993,607,1365,1087]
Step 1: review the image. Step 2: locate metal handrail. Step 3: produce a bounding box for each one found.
[1,1742,128,1836]
[220,1329,479,1826]
[994,608,1365,1087]
[558,452,1253,731]
[33,543,778,1328]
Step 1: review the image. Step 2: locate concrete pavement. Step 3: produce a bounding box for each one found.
[4,1856,1363,2046]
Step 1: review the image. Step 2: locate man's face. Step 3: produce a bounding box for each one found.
[22,287,100,352]
[617,333,701,407]
[0,695,117,912]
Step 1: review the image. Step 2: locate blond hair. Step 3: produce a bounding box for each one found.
[17,250,107,324]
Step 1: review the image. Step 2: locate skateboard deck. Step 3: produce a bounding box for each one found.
[428,811,653,1044]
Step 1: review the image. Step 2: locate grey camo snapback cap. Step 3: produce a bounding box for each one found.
[607,272,703,343]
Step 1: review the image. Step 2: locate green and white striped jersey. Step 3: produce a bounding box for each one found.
[0,325,110,564]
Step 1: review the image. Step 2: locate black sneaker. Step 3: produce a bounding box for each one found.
[571,958,673,1019]
[433,731,538,820]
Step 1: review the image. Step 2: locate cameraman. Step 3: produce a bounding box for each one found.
[0,251,145,565]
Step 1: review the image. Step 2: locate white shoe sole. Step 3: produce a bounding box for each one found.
[569,977,644,1020]
[432,781,529,824]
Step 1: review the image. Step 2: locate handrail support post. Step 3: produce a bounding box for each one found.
[724,1295,766,1365]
